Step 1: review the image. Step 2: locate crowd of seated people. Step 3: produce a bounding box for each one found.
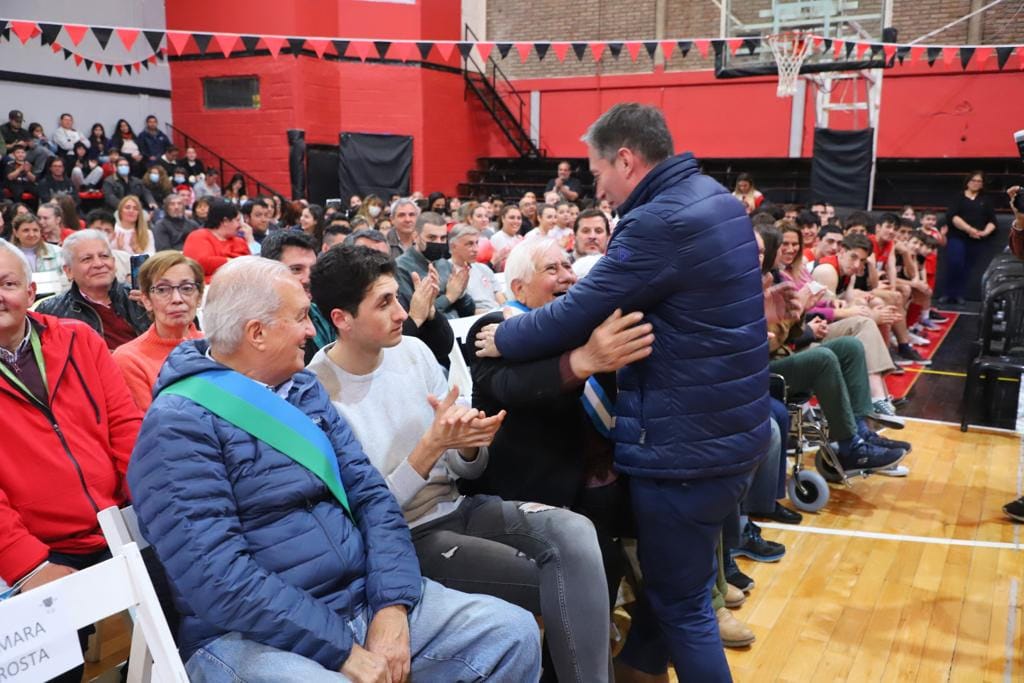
[5,103,1009,681]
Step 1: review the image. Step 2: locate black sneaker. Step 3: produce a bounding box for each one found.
[929,311,949,323]
[1004,497,1024,522]
[752,502,803,525]
[839,437,907,474]
[895,344,932,366]
[724,554,755,593]
[888,349,907,374]
[730,522,785,563]
[865,431,912,454]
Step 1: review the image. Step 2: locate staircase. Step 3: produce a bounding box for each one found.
[459,157,592,200]
[165,123,287,198]
[462,25,540,159]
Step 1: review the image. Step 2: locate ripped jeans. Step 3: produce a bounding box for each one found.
[411,495,610,683]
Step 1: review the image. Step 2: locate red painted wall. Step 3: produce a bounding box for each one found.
[165,0,515,197]
[511,56,1024,160]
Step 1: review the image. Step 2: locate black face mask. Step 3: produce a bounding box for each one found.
[422,242,449,262]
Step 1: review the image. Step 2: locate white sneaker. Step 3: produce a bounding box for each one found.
[876,464,910,477]
[908,332,931,346]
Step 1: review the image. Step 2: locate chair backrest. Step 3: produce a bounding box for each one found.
[98,505,149,554]
[979,279,1024,358]
[448,314,484,343]
[0,543,187,682]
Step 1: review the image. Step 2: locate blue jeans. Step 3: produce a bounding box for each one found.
[184,578,541,682]
[744,407,787,514]
[628,471,754,683]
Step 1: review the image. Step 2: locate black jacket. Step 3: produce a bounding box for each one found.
[102,174,154,210]
[36,175,77,204]
[460,311,615,507]
[35,281,150,339]
[153,215,199,251]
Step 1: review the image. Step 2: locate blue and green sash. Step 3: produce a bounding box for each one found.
[160,369,352,518]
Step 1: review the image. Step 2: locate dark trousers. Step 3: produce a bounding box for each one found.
[626,471,753,683]
[943,235,978,300]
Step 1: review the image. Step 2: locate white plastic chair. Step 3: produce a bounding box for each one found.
[446,315,484,397]
[0,541,187,682]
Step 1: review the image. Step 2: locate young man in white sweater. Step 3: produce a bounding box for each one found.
[307,244,612,683]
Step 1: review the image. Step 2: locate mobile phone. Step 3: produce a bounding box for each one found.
[325,198,343,210]
[130,254,149,291]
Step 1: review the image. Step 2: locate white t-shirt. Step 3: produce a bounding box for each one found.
[525,226,571,246]
[307,337,488,526]
[455,261,503,313]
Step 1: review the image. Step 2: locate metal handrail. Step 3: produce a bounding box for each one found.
[164,122,286,198]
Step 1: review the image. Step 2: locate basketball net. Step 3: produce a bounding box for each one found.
[765,30,816,98]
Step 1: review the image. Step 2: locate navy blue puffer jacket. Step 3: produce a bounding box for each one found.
[127,340,422,669]
[495,153,770,480]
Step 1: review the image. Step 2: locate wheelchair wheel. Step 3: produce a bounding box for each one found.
[815,449,844,484]
[787,470,830,513]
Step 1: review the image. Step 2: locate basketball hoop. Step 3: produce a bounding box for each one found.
[765,30,816,98]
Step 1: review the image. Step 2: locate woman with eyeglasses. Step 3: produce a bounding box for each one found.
[940,171,998,304]
[112,251,204,410]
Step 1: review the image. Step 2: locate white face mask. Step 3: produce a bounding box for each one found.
[173,175,186,184]
[368,205,382,218]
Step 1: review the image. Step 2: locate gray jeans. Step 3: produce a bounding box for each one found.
[412,495,610,683]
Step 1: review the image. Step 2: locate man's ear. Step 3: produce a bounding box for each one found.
[242,318,265,350]
[329,307,353,338]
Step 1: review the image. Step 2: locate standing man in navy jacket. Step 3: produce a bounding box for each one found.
[490,103,771,681]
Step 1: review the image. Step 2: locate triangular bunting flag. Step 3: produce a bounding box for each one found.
[125,63,133,74]
[590,42,606,61]
[742,38,760,55]
[822,38,833,53]
[104,64,113,75]
[608,42,624,59]
[288,38,306,56]
[115,64,124,75]
[552,43,570,62]
[0,20,8,42]
[62,48,71,59]
[193,33,214,56]
[349,40,373,61]
[65,24,88,46]
[388,42,416,62]
[845,41,856,58]
[456,42,473,60]
[711,40,725,58]
[624,41,642,61]
[895,45,910,64]
[677,40,692,58]
[959,46,975,68]
[660,40,675,61]
[695,40,709,58]
[262,36,285,58]
[855,42,869,59]
[942,46,957,65]
[571,42,588,61]
[727,38,743,55]
[926,46,941,66]
[241,35,260,53]
[996,46,1015,69]
[116,28,140,51]
[416,41,434,60]
[10,21,38,44]
[910,46,925,62]
[643,41,658,59]
[535,42,551,61]
[477,42,493,62]
[882,44,896,63]
[974,46,994,65]
[50,42,62,54]
[39,23,61,46]
[92,26,113,49]
[74,54,83,66]
[143,30,164,53]
[83,58,93,70]
[869,43,883,57]
[214,33,240,58]
[306,39,329,59]
[496,42,512,59]
[515,42,532,62]
[148,54,159,64]
[140,60,149,70]
[167,31,192,56]
[333,40,351,58]
[375,40,393,60]
[833,39,844,59]
[435,41,455,62]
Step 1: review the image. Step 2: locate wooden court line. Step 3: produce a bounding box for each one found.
[757,522,1022,550]
[1006,578,1019,683]
[900,367,1020,381]
[899,416,1021,435]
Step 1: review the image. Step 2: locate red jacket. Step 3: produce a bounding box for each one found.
[0,313,141,583]
[183,228,251,283]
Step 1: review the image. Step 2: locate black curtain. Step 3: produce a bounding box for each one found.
[307,146,340,207]
[810,128,874,209]
[337,132,412,201]
[287,129,306,200]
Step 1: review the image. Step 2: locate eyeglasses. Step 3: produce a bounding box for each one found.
[148,282,200,299]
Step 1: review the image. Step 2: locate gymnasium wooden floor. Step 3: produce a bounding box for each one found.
[713,420,1024,683]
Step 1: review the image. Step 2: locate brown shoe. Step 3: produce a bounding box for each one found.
[717,607,755,648]
[724,582,746,609]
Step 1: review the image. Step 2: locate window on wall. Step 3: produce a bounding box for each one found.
[203,77,260,110]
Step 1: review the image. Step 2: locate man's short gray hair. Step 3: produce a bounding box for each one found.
[505,238,558,288]
[0,239,33,286]
[581,103,674,165]
[447,224,479,245]
[415,211,445,233]
[61,229,112,266]
[163,193,183,210]
[390,197,420,218]
[203,256,291,354]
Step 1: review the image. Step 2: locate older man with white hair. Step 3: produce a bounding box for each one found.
[128,256,540,683]
[35,229,149,349]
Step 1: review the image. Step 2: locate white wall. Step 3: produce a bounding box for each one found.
[0,0,171,134]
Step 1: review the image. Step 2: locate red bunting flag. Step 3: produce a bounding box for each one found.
[694,40,710,58]
[213,33,240,58]
[388,42,416,62]
[833,39,844,59]
[727,38,743,55]
[435,41,455,62]
[64,24,88,46]
[515,42,532,63]
[148,54,158,64]
[882,44,896,62]
[910,46,925,62]
[94,62,103,73]
[262,36,285,58]
[660,40,676,61]
[551,43,570,62]
[307,38,329,59]
[349,40,373,61]
[625,41,642,61]
[115,64,124,75]
[116,28,139,51]
[476,42,493,63]
[590,42,606,61]
[50,42,62,53]
[10,21,38,44]
[855,42,869,59]
[974,46,994,63]
[73,53,83,66]
[166,31,191,55]
[942,46,957,65]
